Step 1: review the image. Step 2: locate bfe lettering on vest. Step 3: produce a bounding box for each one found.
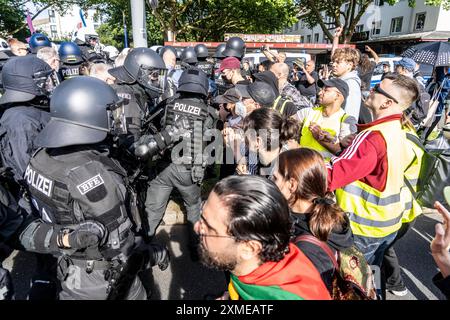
[24,166,54,197]
[173,102,201,116]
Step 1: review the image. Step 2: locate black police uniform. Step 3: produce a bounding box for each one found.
[196,61,214,79]
[22,146,146,300]
[58,62,82,80]
[145,87,217,240]
[0,168,24,300]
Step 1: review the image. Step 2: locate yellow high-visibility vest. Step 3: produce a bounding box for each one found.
[299,106,349,162]
[335,120,416,238]
[401,129,423,223]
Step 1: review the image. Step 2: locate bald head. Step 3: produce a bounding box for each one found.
[271,63,290,81]
[163,50,177,69]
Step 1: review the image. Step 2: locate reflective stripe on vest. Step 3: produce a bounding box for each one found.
[401,129,424,223]
[272,96,289,115]
[335,120,414,238]
[299,106,349,162]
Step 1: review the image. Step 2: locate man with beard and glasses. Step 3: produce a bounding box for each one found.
[194,175,331,300]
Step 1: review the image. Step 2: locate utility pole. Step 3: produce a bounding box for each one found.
[130,0,147,47]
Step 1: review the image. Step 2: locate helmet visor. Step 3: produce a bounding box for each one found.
[137,67,167,95]
[32,69,54,96]
[107,98,127,135]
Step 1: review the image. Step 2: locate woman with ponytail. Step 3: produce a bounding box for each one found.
[237,108,299,177]
[272,148,354,292]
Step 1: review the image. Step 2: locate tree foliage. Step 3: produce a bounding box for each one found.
[296,0,450,43]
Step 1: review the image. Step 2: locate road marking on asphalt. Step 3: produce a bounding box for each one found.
[412,227,433,243]
[401,267,439,300]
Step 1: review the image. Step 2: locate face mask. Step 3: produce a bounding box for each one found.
[235,101,247,118]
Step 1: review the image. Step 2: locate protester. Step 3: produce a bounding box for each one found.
[328,73,421,267]
[89,63,115,84]
[295,59,319,105]
[7,38,27,56]
[195,175,331,300]
[217,57,250,86]
[296,78,357,161]
[431,198,450,300]
[272,148,354,292]
[271,62,313,110]
[237,108,299,177]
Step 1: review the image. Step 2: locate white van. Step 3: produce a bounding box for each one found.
[369,56,402,88]
[243,51,311,70]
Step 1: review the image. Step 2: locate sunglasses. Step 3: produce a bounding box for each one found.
[372,83,398,104]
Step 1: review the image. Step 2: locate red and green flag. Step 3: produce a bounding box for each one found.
[229,243,331,300]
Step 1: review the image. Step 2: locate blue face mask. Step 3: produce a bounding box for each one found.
[235,101,247,118]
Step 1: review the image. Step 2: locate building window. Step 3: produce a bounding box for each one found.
[307,35,311,43]
[301,36,304,43]
[374,0,384,6]
[48,9,55,17]
[50,17,56,23]
[314,33,319,42]
[415,13,426,31]
[355,24,364,33]
[294,23,299,31]
[390,17,403,33]
[371,21,381,35]
[50,25,57,32]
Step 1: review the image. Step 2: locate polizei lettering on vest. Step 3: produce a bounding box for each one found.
[173,102,201,116]
[24,166,54,197]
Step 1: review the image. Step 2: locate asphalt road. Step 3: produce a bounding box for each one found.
[2,212,446,300]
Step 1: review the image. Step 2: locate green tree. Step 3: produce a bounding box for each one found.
[296,0,450,44]
[0,0,29,38]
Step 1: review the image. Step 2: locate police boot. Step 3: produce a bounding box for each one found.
[147,243,170,271]
[28,275,58,300]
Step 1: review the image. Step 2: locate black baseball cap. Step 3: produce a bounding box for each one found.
[235,82,277,107]
[214,87,242,104]
[318,78,349,99]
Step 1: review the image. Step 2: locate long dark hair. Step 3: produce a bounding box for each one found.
[213,175,291,262]
[243,108,299,150]
[277,148,347,241]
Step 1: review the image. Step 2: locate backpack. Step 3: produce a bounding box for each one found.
[405,82,430,127]
[405,132,450,209]
[295,235,377,300]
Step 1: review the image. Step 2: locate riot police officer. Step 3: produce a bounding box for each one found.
[0,55,53,183]
[195,44,213,79]
[73,26,104,62]
[139,68,218,259]
[108,47,167,146]
[0,55,59,299]
[28,33,51,54]
[19,76,169,300]
[180,47,198,70]
[58,42,83,81]
[222,36,246,60]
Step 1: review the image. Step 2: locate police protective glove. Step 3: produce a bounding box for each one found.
[60,220,107,250]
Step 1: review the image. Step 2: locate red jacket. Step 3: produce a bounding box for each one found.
[327,114,403,192]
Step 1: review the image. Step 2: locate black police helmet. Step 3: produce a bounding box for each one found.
[222,37,245,59]
[194,44,209,59]
[0,55,53,105]
[177,67,209,97]
[29,33,51,54]
[109,47,166,84]
[159,45,177,58]
[58,42,83,64]
[35,76,121,148]
[180,47,198,64]
[213,44,226,59]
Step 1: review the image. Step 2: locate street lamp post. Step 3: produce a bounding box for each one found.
[130,0,147,47]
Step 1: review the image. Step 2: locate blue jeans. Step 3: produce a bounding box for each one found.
[353,232,398,267]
